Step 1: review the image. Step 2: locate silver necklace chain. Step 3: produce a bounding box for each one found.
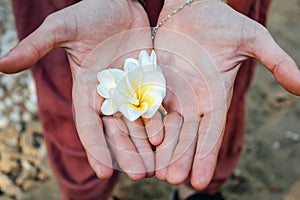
[151,0,194,40]
[151,0,227,40]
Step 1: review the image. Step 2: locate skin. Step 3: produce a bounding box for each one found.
[155,0,300,190]
[0,0,161,181]
[0,0,299,193]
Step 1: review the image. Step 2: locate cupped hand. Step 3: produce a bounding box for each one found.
[154,0,300,190]
[0,0,158,180]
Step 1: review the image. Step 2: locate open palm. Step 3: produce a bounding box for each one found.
[0,0,156,180]
[154,0,300,190]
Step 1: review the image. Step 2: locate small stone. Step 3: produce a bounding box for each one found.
[1,76,15,91]
[0,87,5,98]
[0,145,19,173]
[22,111,32,122]
[285,130,294,139]
[0,101,5,111]
[27,75,37,94]
[0,174,23,199]
[0,174,13,190]
[37,171,49,181]
[273,141,281,149]
[24,100,37,114]
[11,92,24,104]
[269,182,281,191]
[269,173,276,181]
[285,131,300,142]
[0,156,19,174]
[21,180,36,191]
[233,169,242,177]
[291,134,300,142]
[0,117,9,129]
[4,97,13,107]
[20,130,39,158]
[9,109,21,123]
[0,126,19,146]
[16,160,35,186]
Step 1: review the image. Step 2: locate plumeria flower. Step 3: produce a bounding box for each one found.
[97,68,124,115]
[97,50,166,121]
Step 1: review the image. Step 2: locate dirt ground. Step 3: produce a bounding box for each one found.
[0,0,300,199]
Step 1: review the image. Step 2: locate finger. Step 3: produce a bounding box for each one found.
[123,117,155,178]
[0,14,65,73]
[248,25,300,95]
[77,121,114,179]
[190,113,225,190]
[143,112,164,146]
[102,116,146,181]
[166,116,200,185]
[156,112,182,180]
[73,104,114,179]
[72,68,115,179]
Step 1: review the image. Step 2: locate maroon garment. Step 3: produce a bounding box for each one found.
[12,1,119,199]
[11,0,271,199]
[145,0,164,26]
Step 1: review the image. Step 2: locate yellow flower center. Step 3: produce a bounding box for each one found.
[127,83,157,112]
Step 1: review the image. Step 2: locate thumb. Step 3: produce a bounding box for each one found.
[0,15,63,74]
[248,25,300,95]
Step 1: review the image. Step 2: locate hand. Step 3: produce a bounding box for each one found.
[154,0,300,189]
[0,0,157,180]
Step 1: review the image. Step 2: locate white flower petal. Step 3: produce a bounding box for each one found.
[121,67,166,105]
[124,58,139,72]
[101,99,118,115]
[125,74,137,98]
[111,69,125,83]
[115,68,143,101]
[142,103,160,119]
[150,50,157,66]
[124,66,159,94]
[111,86,138,107]
[139,70,166,97]
[97,69,123,83]
[119,102,148,121]
[139,50,153,66]
[141,90,163,118]
[125,66,144,90]
[97,50,166,122]
[97,84,109,98]
[97,69,124,88]
[140,64,156,73]
[97,69,125,98]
